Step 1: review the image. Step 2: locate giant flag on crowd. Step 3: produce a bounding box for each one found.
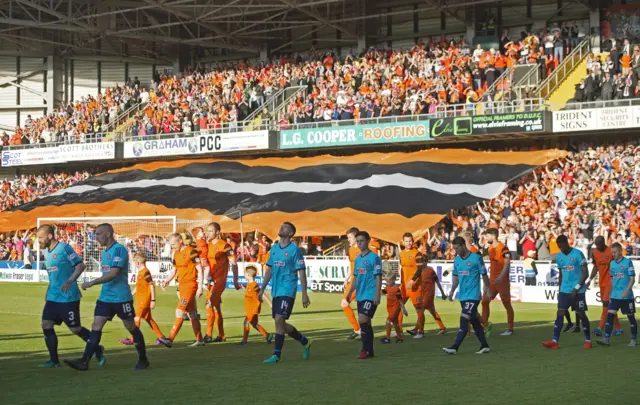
[0,149,566,241]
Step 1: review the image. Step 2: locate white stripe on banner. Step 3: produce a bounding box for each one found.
[52,174,508,200]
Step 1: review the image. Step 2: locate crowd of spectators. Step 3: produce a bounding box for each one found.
[571,39,640,103]
[0,171,92,212]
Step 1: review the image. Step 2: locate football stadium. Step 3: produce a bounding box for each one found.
[0,0,639,403]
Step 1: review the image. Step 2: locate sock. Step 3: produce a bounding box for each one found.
[215,309,225,338]
[503,301,515,331]
[452,316,469,349]
[130,318,142,342]
[359,322,368,352]
[470,316,489,347]
[431,311,446,330]
[604,312,615,337]
[575,313,581,329]
[243,319,250,342]
[130,327,147,361]
[553,313,564,342]
[287,326,308,346]
[363,322,374,354]
[190,316,203,341]
[254,323,269,338]
[82,330,102,362]
[581,314,591,341]
[628,315,637,339]
[614,313,622,330]
[77,327,91,342]
[385,320,392,339]
[169,317,184,341]
[599,306,608,330]
[43,329,59,364]
[564,311,572,324]
[393,321,403,340]
[148,319,165,339]
[273,333,285,357]
[343,306,360,332]
[416,312,426,333]
[206,307,215,336]
[481,299,490,328]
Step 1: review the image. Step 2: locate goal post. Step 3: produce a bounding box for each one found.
[36,216,177,281]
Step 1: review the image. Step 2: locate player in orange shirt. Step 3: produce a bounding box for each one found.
[400,232,428,338]
[587,236,622,336]
[257,235,271,265]
[341,227,362,340]
[205,222,241,343]
[380,273,406,344]
[120,252,170,346]
[240,265,273,345]
[162,233,205,347]
[421,264,448,334]
[481,228,515,337]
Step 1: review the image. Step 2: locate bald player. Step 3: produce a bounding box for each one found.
[341,227,361,340]
[587,236,622,336]
[205,222,240,343]
[37,224,105,368]
[163,233,205,347]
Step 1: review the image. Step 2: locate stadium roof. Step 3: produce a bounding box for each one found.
[0,0,505,63]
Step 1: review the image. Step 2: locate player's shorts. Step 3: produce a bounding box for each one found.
[386,303,402,320]
[136,302,152,320]
[245,303,261,318]
[609,298,636,315]
[422,285,435,309]
[408,289,425,308]
[525,277,537,286]
[95,300,135,321]
[272,296,295,320]
[357,300,378,318]
[557,292,588,312]
[42,300,81,327]
[599,284,612,303]
[177,283,198,313]
[208,278,226,306]
[342,277,354,301]
[460,300,480,317]
[487,281,511,302]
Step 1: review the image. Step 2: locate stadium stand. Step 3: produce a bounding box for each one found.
[0,171,92,212]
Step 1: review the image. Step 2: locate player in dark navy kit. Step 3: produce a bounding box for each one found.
[259,222,312,364]
[443,236,491,355]
[37,224,104,368]
[64,223,149,371]
[345,231,383,359]
[597,243,637,347]
[542,235,591,350]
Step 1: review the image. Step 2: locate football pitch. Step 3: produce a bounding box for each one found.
[0,283,636,405]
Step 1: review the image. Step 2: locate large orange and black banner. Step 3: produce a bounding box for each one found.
[0,149,566,241]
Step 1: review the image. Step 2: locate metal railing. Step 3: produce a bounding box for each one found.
[548,97,640,111]
[485,66,513,98]
[534,36,592,100]
[243,86,306,124]
[512,64,543,98]
[1,134,119,150]
[105,101,146,133]
[121,120,272,142]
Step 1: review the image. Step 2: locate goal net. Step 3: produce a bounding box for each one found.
[36,216,177,281]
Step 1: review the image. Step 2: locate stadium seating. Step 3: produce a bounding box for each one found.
[0,171,92,212]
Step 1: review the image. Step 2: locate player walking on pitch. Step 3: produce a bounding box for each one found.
[37,225,105,368]
[587,236,622,336]
[346,231,383,359]
[443,237,491,355]
[240,265,273,345]
[481,228,515,337]
[542,235,592,350]
[260,222,312,363]
[119,252,170,346]
[400,233,428,338]
[342,227,362,340]
[596,243,637,347]
[65,223,149,371]
[205,222,241,343]
[163,233,205,347]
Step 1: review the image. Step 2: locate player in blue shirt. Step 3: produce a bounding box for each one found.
[597,243,637,347]
[345,231,382,359]
[259,222,312,364]
[543,235,591,350]
[64,223,149,371]
[443,236,491,355]
[37,224,105,368]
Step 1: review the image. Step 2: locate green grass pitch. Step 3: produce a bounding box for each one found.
[0,283,636,405]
